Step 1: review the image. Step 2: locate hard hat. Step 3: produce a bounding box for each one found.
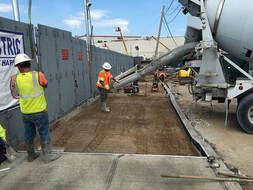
[102,62,112,70]
[14,53,32,66]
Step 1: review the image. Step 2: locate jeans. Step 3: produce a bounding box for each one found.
[22,111,50,143]
[0,138,6,163]
[98,87,108,103]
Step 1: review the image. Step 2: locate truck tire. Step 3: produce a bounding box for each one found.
[237,94,253,134]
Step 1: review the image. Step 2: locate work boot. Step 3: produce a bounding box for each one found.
[101,102,110,112]
[106,105,110,112]
[105,102,111,111]
[26,142,39,162]
[41,142,61,163]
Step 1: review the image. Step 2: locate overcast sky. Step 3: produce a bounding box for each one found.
[0,0,187,37]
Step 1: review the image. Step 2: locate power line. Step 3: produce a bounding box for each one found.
[162,17,178,46]
[166,5,180,17]
[168,7,183,24]
[164,0,175,15]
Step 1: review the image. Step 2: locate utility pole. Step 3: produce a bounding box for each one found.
[12,0,20,21]
[84,0,91,63]
[154,6,165,58]
[84,0,94,96]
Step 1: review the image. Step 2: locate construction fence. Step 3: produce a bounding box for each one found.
[0,17,134,147]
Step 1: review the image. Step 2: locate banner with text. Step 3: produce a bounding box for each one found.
[0,30,24,111]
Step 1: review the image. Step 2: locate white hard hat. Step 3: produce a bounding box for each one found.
[102,62,112,70]
[14,53,32,66]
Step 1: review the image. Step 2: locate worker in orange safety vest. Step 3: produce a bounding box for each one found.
[96,62,118,112]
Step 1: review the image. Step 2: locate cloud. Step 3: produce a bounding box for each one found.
[63,18,82,28]
[94,18,129,32]
[78,9,107,20]
[90,9,107,20]
[63,9,129,32]
[0,3,12,13]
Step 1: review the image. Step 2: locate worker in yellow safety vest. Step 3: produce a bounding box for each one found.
[0,124,7,164]
[96,62,118,112]
[10,53,61,163]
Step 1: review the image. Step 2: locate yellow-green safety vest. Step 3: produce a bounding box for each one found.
[16,71,47,114]
[0,124,6,142]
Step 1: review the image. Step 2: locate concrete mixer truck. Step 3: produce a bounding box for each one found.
[114,0,253,134]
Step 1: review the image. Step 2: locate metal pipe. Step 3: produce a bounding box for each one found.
[0,168,10,173]
[213,0,225,37]
[113,42,197,88]
[161,174,253,183]
[28,0,32,24]
[114,65,137,81]
[223,55,253,80]
[12,0,20,21]
[84,0,91,62]
[27,0,36,59]
[83,0,93,96]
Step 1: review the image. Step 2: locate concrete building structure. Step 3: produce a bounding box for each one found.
[79,35,185,59]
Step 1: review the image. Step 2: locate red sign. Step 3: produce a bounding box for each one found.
[78,52,83,61]
[61,49,69,60]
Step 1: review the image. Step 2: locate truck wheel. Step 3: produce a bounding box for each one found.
[237,94,253,134]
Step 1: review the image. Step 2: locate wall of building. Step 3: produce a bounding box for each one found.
[80,36,185,59]
[79,35,142,43]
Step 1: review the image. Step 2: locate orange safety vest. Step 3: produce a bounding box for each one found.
[96,70,113,90]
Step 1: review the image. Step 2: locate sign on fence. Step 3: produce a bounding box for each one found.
[61,49,69,60]
[0,30,24,111]
[78,52,83,61]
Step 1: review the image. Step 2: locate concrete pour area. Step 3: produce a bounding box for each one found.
[0,82,243,190]
[50,85,196,155]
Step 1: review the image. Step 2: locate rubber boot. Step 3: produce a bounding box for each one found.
[106,106,111,112]
[105,102,110,111]
[26,142,39,162]
[101,102,110,112]
[5,144,18,162]
[41,142,61,163]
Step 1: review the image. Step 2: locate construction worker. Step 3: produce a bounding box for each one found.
[0,124,7,164]
[96,62,118,112]
[10,53,61,163]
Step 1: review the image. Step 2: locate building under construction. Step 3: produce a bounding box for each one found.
[79,35,185,59]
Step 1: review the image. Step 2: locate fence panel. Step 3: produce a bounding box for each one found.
[37,25,61,121]
[72,38,89,105]
[56,29,75,114]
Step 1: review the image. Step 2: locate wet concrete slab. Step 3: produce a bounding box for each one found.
[0,153,227,190]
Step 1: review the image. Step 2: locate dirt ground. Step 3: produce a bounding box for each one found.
[175,84,253,190]
[50,82,197,156]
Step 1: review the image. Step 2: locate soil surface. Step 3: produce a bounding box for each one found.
[50,82,197,156]
[175,84,253,190]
